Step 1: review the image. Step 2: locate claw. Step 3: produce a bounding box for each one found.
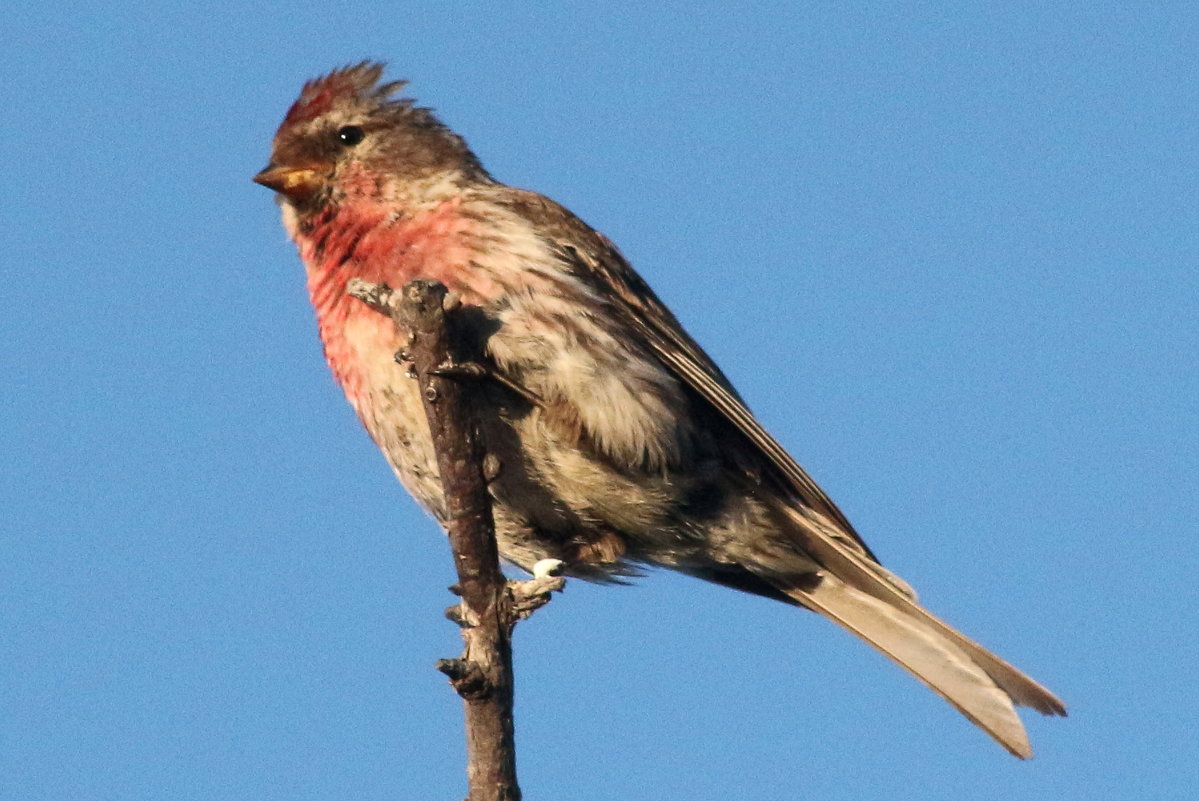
[509,566,567,620]
[428,360,542,406]
[430,361,488,379]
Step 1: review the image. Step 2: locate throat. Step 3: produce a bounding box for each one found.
[285,197,485,407]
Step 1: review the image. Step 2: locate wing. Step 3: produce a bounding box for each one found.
[498,191,1067,723]
[501,190,877,560]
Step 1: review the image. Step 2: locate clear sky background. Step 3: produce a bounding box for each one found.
[3,3,1196,799]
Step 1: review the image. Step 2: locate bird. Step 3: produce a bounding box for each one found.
[254,62,1065,758]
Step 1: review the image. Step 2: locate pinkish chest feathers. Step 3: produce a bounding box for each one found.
[290,198,486,408]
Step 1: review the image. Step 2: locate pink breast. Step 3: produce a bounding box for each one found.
[297,199,489,409]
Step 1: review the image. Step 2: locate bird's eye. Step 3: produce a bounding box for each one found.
[336,125,365,146]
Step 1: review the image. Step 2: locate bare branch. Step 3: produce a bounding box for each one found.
[347,277,563,801]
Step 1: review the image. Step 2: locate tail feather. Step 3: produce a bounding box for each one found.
[785,573,1039,759]
[905,601,1067,717]
[778,506,1067,720]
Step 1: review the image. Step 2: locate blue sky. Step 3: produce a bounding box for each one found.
[4,3,1197,799]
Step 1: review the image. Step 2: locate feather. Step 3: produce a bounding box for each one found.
[500,190,1066,745]
[785,572,1037,758]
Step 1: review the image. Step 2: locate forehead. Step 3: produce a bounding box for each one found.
[275,85,372,148]
[281,64,396,127]
[285,80,362,125]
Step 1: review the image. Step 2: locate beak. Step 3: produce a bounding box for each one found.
[253,163,329,201]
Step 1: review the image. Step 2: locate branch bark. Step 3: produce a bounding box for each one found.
[347,278,561,801]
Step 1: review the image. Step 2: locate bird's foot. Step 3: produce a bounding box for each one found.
[533,558,565,579]
[509,559,566,619]
[429,361,542,406]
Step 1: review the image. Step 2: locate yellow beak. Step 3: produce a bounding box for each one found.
[252,163,329,201]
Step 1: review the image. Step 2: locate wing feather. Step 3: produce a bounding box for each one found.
[499,190,1066,720]
[576,234,1067,716]
[557,234,877,559]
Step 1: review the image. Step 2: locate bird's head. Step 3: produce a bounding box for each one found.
[254,62,486,211]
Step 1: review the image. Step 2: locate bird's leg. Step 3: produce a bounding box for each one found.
[429,361,542,407]
[374,286,540,405]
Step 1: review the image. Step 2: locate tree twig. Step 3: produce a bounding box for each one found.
[347,278,562,801]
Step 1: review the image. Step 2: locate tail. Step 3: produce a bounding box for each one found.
[783,571,1066,758]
